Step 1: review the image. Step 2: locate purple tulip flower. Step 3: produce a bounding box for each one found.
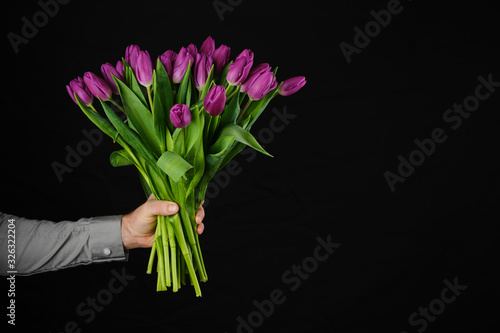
[278,76,307,96]
[200,36,215,56]
[226,49,254,86]
[247,71,277,101]
[241,63,271,93]
[67,76,93,106]
[83,72,113,101]
[116,60,125,77]
[135,50,153,87]
[101,62,124,94]
[194,53,213,91]
[170,104,191,128]
[125,44,141,70]
[212,44,231,77]
[159,50,177,80]
[172,47,195,84]
[204,85,226,116]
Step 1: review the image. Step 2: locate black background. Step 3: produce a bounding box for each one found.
[2,0,499,332]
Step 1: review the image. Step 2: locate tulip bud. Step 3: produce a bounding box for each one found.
[67,76,93,106]
[204,85,226,116]
[83,72,113,101]
[125,44,141,70]
[170,104,192,128]
[226,49,254,86]
[135,50,153,87]
[212,44,231,77]
[172,47,195,84]
[159,50,177,80]
[278,76,307,96]
[247,71,277,101]
[187,43,198,57]
[116,60,125,77]
[101,62,124,94]
[241,63,271,93]
[200,36,215,56]
[194,53,213,91]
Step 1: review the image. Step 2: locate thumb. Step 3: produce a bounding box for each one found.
[145,198,179,217]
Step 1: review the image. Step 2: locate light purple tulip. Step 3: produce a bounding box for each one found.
[159,50,177,80]
[247,70,277,101]
[187,43,198,57]
[67,76,93,106]
[83,72,113,101]
[172,47,195,84]
[212,44,231,77]
[194,53,213,91]
[116,60,125,77]
[170,104,191,128]
[101,62,124,94]
[241,63,271,93]
[200,36,215,56]
[204,85,226,116]
[226,49,254,86]
[125,44,141,70]
[278,76,307,96]
[135,50,153,87]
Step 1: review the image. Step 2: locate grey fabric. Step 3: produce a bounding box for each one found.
[0,212,128,276]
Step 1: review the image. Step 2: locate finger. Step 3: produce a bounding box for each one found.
[147,199,179,216]
[147,193,156,201]
[196,223,204,235]
[195,205,205,224]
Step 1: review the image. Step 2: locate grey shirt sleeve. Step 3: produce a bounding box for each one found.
[0,211,128,276]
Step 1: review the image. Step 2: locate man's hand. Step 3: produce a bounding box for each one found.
[121,194,205,250]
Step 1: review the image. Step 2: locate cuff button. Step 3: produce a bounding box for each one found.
[103,248,111,256]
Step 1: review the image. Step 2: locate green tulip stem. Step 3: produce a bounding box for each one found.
[237,99,252,122]
[89,104,98,112]
[109,99,125,113]
[147,85,154,112]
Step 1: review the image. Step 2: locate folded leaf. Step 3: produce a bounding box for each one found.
[157,151,193,182]
[216,123,272,157]
[110,149,134,167]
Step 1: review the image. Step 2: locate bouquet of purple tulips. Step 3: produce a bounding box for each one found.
[66,36,306,296]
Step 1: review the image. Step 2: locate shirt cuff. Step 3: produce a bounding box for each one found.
[89,215,128,262]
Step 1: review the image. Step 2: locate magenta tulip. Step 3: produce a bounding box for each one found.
[247,71,277,101]
[135,50,153,87]
[212,44,231,77]
[67,77,93,106]
[194,53,213,91]
[200,36,215,56]
[226,49,254,86]
[116,60,125,77]
[125,44,141,70]
[204,85,226,116]
[241,63,271,93]
[172,47,195,83]
[278,76,307,96]
[101,62,124,94]
[170,104,191,128]
[159,50,177,80]
[83,72,113,101]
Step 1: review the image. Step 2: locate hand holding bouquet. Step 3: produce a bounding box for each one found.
[66,36,306,296]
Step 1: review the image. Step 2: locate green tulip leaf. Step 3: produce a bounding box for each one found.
[157,151,193,183]
[114,76,160,158]
[110,149,134,167]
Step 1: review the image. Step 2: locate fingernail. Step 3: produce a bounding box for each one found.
[168,204,178,213]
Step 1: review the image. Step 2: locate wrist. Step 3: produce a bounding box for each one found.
[121,213,142,250]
